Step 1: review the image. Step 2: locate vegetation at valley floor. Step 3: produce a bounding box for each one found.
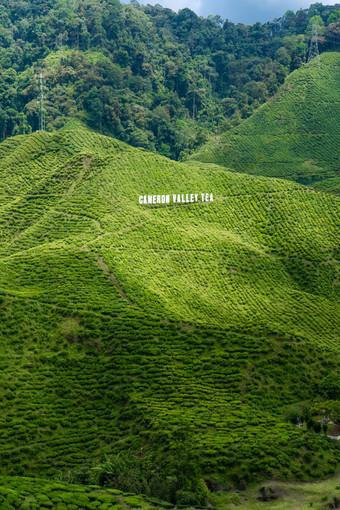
[1,474,340,509]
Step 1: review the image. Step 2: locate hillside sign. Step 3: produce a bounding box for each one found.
[139,193,214,205]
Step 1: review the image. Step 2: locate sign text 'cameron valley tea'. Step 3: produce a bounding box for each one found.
[139,193,214,205]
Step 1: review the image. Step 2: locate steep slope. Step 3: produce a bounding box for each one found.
[0,123,339,492]
[190,52,340,187]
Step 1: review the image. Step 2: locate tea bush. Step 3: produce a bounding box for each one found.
[190,53,340,191]
[0,119,339,495]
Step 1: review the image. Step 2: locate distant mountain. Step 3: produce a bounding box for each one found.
[0,122,339,499]
[190,52,340,188]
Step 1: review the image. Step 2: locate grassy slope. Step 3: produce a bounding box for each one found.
[0,476,163,510]
[1,474,340,509]
[212,473,340,509]
[0,123,339,486]
[190,52,340,187]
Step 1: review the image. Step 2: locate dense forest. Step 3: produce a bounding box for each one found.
[0,0,339,158]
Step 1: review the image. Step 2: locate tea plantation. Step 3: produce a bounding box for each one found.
[190,52,340,188]
[0,476,166,510]
[1,474,340,509]
[0,120,339,502]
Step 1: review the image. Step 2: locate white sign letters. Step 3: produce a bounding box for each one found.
[139,193,214,205]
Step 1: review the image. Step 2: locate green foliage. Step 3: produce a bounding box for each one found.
[285,401,311,424]
[2,472,340,509]
[310,401,340,422]
[313,421,322,433]
[0,123,339,496]
[0,476,153,510]
[190,52,340,191]
[95,454,147,494]
[0,0,339,502]
[318,374,340,400]
[144,423,209,504]
[0,0,339,159]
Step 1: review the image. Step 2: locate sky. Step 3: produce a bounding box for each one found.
[129,0,339,24]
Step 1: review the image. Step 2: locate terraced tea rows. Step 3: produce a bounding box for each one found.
[2,474,340,510]
[0,122,339,488]
[190,53,340,188]
[0,476,162,510]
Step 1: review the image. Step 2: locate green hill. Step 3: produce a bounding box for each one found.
[190,52,340,187]
[0,123,339,500]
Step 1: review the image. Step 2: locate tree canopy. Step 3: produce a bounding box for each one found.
[0,0,339,159]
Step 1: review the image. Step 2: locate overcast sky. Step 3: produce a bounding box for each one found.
[130,0,339,24]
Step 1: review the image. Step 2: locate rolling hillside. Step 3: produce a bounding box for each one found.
[190,52,340,187]
[0,122,339,500]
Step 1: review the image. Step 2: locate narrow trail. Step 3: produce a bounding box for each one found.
[95,254,135,307]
